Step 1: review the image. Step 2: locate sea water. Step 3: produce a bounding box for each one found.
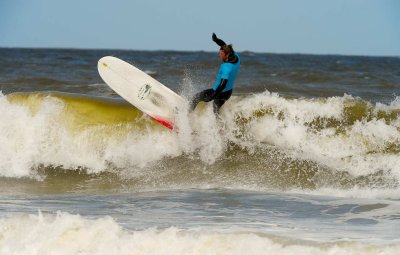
[0,48,399,254]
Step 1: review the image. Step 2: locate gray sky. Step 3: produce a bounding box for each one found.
[1,0,399,56]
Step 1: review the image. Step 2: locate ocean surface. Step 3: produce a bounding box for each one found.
[0,48,400,254]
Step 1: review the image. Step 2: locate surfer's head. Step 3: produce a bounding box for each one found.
[219,44,234,61]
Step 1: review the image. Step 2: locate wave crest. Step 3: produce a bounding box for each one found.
[1,91,399,193]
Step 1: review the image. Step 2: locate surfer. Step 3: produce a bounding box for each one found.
[189,33,240,113]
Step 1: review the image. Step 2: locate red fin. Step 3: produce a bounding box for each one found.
[147,114,174,130]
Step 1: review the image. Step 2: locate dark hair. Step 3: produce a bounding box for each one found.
[221,44,234,56]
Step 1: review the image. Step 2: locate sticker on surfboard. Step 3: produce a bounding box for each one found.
[138,84,152,100]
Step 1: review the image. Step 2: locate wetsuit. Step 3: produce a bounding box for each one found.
[190,34,240,113]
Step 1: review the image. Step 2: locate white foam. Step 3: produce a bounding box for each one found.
[375,96,400,112]
[0,92,228,178]
[0,212,398,255]
[0,94,68,177]
[0,93,180,177]
[225,92,400,179]
[1,91,400,197]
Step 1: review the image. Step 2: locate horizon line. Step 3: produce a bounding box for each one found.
[0,46,399,59]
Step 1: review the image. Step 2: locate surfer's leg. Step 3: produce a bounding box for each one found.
[189,89,216,112]
[212,90,232,114]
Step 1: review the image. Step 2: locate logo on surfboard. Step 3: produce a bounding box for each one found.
[138,84,152,100]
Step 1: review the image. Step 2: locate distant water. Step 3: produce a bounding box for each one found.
[0,48,400,254]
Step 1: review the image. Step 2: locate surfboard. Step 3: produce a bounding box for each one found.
[97,56,187,129]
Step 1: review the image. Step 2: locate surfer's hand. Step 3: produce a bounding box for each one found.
[212,33,226,47]
[212,33,218,42]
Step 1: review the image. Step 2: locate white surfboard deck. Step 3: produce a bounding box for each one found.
[98,56,187,129]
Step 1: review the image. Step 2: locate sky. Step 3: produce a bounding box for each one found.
[0,0,399,56]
